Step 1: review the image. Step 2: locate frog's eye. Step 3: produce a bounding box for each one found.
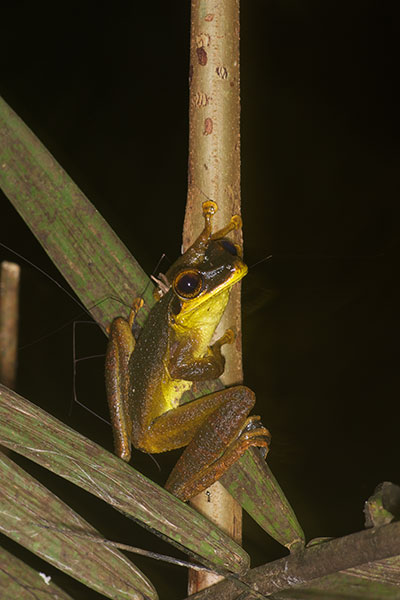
[174,270,203,299]
[220,239,238,256]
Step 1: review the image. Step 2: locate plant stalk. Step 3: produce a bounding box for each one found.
[184,0,243,592]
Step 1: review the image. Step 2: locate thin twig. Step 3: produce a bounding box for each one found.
[36,523,215,573]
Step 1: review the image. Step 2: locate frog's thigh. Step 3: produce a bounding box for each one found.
[105,317,135,461]
[136,385,255,453]
[165,386,270,501]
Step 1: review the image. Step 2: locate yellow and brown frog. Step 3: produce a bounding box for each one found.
[105,201,270,502]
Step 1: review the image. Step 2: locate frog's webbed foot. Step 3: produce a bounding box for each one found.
[241,415,271,459]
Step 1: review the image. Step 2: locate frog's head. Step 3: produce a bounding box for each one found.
[164,201,247,319]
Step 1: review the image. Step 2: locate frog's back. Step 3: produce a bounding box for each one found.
[129,293,191,442]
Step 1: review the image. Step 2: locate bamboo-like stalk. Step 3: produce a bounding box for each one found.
[0,261,20,389]
[184,0,243,592]
[0,260,20,457]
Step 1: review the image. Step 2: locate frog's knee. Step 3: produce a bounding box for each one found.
[233,385,255,410]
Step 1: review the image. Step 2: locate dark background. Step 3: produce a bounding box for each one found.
[1,2,400,598]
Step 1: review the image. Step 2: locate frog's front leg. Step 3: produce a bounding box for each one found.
[163,386,271,502]
[169,329,234,381]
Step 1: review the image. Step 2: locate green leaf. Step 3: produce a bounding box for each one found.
[0,384,249,577]
[0,546,74,600]
[221,448,305,549]
[0,452,156,600]
[0,96,154,332]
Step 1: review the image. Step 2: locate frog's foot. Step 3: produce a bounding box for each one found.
[168,422,270,502]
[128,297,144,328]
[211,214,243,240]
[202,200,218,218]
[240,415,271,459]
[213,328,235,349]
[201,199,243,240]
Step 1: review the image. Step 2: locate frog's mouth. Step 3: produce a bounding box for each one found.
[177,260,248,317]
[210,261,248,297]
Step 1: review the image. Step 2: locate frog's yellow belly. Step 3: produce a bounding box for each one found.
[132,362,191,425]
[158,288,230,412]
[160,370,193,412]
[177,288,229,349]
[132,288,230,450]
[131,367,193,452]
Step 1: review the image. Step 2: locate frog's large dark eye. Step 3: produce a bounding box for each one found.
[174,270,203,299]
[220,239,238,256]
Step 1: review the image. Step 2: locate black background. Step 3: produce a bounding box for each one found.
[2,2,400,599]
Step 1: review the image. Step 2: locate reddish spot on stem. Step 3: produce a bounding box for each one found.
[203,118,213,135]
[192,92,209,107]
[205,14,214,22]
[196,47,207,66]
[216,66,228,79]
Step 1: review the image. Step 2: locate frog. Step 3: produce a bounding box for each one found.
[105,200,270,502]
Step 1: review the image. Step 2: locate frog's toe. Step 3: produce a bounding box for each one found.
[240,416,271,453]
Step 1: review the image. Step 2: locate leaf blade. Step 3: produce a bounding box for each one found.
[0,384,250,576]
[221,449,305,549]
[0,96,154,331]
[0,452,157,600]
[0,546,74,600]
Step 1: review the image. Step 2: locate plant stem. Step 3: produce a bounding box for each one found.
[0,261,20,390]
[0,260,20,457]
[184,0,243,593]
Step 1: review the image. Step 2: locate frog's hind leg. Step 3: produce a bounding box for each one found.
[105,298,143,462]
[164,386,270,502]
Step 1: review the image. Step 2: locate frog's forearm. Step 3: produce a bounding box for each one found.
[169,353,225,381]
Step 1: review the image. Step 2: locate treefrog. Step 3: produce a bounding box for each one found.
[105,201,270,502]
